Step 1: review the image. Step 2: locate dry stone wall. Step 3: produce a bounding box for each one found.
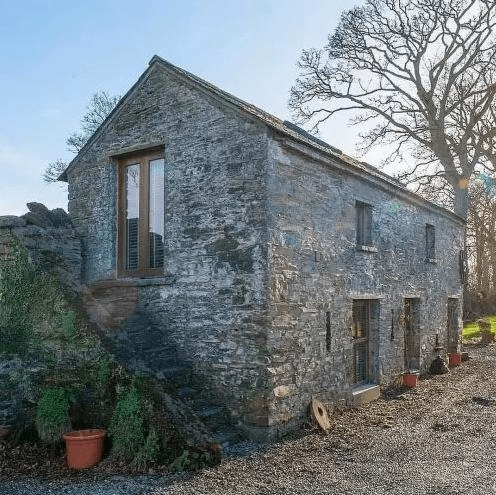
[0,203,81,429]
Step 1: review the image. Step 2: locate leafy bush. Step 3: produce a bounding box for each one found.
[0,245,38,356]
[108,382,145,461]
[133,427,160,471]
[170,449,190,471]
[108,380,160,470]
[35,387,71,444]
[60,309,77,340]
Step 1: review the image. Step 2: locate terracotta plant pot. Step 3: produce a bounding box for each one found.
[64,429,106,469]
[402,372,419,388]
[448,353,462,367]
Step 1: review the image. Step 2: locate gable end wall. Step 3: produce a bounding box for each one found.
[67,64,272,430]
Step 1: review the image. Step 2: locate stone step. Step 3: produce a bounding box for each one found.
[212,429,241,449]
[352,384,380,407]
[196,404,226,427]
[177,386,198,400]
[159,366,192,387]
[197,404,224,418]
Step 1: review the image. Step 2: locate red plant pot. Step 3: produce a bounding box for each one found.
[64,429,106,469]
[448,353,462,367]
[402,372,418,388]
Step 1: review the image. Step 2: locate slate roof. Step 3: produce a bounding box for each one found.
[60,55,463,223]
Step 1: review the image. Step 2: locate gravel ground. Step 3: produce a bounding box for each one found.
[2,343,496,495]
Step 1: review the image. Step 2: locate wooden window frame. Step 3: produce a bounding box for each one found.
[117,148,164,278]
[352,299,370,385]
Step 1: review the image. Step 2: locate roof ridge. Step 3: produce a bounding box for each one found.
[61,54,462,223]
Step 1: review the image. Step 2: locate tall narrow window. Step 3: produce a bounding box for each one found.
[426,224,436,261]
[118,149,164,277]
[356,201,373,247]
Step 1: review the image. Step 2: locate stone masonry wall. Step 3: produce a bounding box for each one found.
[0,204,81,291]
[67,63,271,431]
[264,138,464,435]
[65,60,465,440]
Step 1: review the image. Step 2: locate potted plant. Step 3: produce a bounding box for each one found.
[63,428,107,469]
[447,352,462,366]
[36,386,106,469]
[401,370,419,388]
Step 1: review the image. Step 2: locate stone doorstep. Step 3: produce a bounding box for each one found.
[352,384,381,407]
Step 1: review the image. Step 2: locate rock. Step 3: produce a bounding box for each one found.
[21,203,56,228]
[26,202,51,216]
[0,216,26,228]
[472,396,495,406]
[50,208,71,227]
[21,212,54,228]
[273,385,294,398]
[429,356,450,375]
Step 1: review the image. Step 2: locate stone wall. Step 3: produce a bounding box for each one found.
[264,137,465,435]
[0,203,81,429]
[66,63,271,431]
[64,60,465,440]
[0,203,81,291]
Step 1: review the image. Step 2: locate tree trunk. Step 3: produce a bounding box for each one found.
[454,184,469,220]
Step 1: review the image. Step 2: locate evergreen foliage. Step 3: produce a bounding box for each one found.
[35,387,71,444]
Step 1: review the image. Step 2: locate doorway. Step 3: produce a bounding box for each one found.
[352,299,379,384]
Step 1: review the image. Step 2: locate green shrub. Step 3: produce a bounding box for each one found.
[0,245,38,356]
[60,309,77,340]
[132,427,160,471]
[108,380,162,469]
[35,387,71,444]
[108,382,146,461]
[170,449,190,471]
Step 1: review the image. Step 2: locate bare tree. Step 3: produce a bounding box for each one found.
[465,177,496,315]
[289,0,496,219]
[44,91,120,183]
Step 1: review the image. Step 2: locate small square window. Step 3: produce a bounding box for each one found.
[356,201,373,247]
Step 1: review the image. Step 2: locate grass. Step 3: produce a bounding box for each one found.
[463,315,496,340]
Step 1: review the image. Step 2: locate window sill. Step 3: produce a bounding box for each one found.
[357,245,378,253]
[425,258,437,264]
[89,275,176,289]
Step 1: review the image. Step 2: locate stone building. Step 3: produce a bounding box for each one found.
[60,55,465,440]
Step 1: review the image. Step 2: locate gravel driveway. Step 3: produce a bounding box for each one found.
[2,343,496,495]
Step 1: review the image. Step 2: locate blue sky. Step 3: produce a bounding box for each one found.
[0,0,370,215]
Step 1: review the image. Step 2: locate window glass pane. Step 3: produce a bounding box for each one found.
[125,164,140,270]
[356,202,372,246]
[426,224,435,259]
[149,158,165,268]
[352,300,368,339]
